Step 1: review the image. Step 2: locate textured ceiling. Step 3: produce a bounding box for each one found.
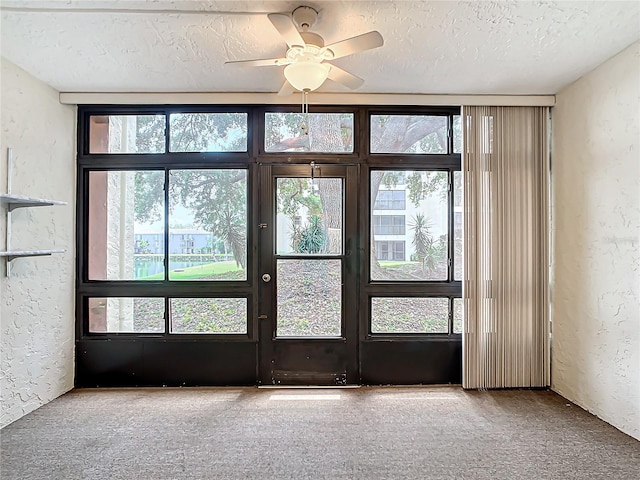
[1,0,639,95]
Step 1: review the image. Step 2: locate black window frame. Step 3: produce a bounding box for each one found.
[76,105,462,343]
[363,107,462,339]
[76,105,257,343]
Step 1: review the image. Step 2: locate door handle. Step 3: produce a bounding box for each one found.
[261,273,271,283]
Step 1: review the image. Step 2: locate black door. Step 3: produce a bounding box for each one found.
[258,164,358,385]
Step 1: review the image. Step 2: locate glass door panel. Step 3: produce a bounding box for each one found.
[276,259,342,337]
[275,176,344,338]
[276,177,343,255]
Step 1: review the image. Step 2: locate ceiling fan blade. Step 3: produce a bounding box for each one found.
[278,80,296,96]
[327,64,364,90]
[225,58,291,67]
[268,13,305,48]
[325,31,384,59]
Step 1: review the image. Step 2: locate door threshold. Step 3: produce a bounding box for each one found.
[258,385,361,389]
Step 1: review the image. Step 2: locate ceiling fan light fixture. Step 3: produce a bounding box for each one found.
[284,61,330,92]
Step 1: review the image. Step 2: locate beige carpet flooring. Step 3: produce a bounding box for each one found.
[1,387,639,479]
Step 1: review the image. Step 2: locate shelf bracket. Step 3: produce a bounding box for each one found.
[2,148,67,277]
[6,148,13,276]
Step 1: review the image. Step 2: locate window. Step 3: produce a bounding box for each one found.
[371,170,449,282]
[168,169,247,281]
[453,298,463,334]
[87,168,247,282]
[393,241,405,261]
[88,297,164,333]
[371,297,449,333]
[454,171,463,281]
[89,115,165,154]
[374,190,406,210]
[370,115,448,154]
[169,113,248,152]
[88,170,165,281]
[264,112,354,153]
[368,160,460,336]
[373,215,405,235]
[170,298,248,334]
[375,241,405,261]
[453,115,462,154]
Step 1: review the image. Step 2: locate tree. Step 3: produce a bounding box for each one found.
[294,215,327,254]
[409,214,447,275]
[133,168,247,269]
[410,213,431,271]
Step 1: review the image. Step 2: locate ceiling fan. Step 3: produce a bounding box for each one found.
[225,5,384,95]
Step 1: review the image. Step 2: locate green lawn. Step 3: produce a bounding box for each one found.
[139,261,241,280]
[379,260,416,268]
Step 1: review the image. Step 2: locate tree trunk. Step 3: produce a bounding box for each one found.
[309,115,346,251]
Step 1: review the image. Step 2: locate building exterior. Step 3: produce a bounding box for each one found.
[135,227,214,255]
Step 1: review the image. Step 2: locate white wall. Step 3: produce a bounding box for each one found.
[551,41,640,439]
[0,58,76,428]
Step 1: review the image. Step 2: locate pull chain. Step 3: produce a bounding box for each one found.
[301,89,309,136]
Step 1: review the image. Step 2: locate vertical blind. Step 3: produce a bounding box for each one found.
[462,106,550,389]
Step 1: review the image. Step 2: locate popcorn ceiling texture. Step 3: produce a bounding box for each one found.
[551,41,640,440]
[0,58,76,428]
[1,1,639,94]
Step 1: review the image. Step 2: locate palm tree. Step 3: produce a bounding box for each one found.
[409,213,433,272]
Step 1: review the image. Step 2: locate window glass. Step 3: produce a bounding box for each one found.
[276,177,343,255]
[453,298,463,334]
[170,298,247,333]
[168,169,247,281]
[277,259,342,337]
[373,215,405,235]
[453,115,462,154]
[374,190,406,210]
[371,170,448,281]
[89,115,165,154]
[374,241,405,261]
[371,297,449,333]
[265,113,354,153]
[88,297,164,333]
[454,171,463,281]
[370,115,448,154]
[88,171,165,280]
[169,113,247,152]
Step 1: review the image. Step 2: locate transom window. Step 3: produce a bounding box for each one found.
[88,112,249,154]
[264,112,354,153]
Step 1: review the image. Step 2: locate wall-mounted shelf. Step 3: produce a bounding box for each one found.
[2,148,67,276]
[0,250,66,262]
[0,194,66,212]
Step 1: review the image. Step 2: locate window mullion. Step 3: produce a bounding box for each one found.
[164,169,170,282]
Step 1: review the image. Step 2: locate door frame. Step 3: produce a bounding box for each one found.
[257,163,360,385]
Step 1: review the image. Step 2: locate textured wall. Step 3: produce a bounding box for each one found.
[551,41,640,439]
[0,58,76,428]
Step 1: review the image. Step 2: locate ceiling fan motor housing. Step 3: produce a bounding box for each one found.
[292,6,319,30]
